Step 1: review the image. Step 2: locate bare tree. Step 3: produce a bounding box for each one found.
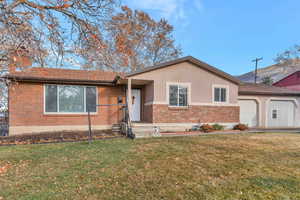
[83,6,182,72]
[275,45,300,64]
[0,0,118,74]
[0,0,119,111]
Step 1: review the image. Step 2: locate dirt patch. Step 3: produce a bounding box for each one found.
[0,130,122,146]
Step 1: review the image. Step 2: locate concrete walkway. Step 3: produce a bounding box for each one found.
[249,129,300,133]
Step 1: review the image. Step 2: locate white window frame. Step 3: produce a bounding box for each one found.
[212,84,229,104]
[44,84,98,115]
[166,82,191,107]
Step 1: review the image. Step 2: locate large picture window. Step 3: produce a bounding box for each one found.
[214,87,227,103]
[169,84,188,107]
[45,85,97,113]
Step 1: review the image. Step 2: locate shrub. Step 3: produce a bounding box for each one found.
[212,124,224,131]
[200,124,214,133]
[233,123,249,131]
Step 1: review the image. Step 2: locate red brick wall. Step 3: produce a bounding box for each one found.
[9,82,125,126]
[152,104,239,123]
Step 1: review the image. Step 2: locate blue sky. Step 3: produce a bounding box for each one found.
[125,0,300,75]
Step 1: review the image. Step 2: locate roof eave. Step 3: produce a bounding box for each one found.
[4,75,116,86]
[239,91,300,96]
[126,56,241,85]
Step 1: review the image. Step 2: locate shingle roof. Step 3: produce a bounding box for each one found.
[273,70,300,86]
[126,56,241,85]
[5,67,123,85]
[239,83,300,96]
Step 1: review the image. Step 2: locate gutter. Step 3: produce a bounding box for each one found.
[238,91,300,97]
[3,75,117,86]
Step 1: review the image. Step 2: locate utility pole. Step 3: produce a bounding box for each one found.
[252,57,263,84]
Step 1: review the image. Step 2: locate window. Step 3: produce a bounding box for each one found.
[214,87,227,103]
[169,84,188,107]
[272,109,278,119]
[45,85,97,113]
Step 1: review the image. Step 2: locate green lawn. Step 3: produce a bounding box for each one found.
[1,133,300,200]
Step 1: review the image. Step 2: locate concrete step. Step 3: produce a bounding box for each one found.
[131,125,161,138]
[131,123,191,133]
[112,124,121,133]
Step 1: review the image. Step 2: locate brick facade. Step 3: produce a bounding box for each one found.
[9,82,125,130]
[150,104,239,123]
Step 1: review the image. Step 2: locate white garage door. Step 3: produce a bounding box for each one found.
[238,100,258,127]
[268,100,295,128]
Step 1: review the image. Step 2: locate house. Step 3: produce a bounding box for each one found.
[273,71,300,91]
[3,56,300,136]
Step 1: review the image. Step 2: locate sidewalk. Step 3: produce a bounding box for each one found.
[160,129,300,137]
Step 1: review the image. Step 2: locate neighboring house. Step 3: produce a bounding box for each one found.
[237,60,300,84]
[273,71,300,91]
[3,56,300,136]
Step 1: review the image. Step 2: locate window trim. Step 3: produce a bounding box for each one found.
[212,84,229,104]
[44,84,98,115]
[166,82,191,108]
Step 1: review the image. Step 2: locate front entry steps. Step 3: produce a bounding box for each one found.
[131,123,161,138]
[130,123,198,138]
[112,124,121,134]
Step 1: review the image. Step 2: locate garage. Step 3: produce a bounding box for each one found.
[238,99,258,127]
[268,100,295,128]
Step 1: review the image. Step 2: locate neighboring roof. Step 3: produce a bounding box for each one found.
[237,59,300,84]
[273,70,300,85]
[4,67,123,85]
[127,56,241,85]
[239,83,300,96]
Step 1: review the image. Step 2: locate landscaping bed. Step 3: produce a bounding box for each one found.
[0,130,122,146]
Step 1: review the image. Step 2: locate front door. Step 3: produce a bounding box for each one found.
[131,89,141,121]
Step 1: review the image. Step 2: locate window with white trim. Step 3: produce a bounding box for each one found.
[169,84,188,107]
[45,85,97,113]
[214,87,227,102]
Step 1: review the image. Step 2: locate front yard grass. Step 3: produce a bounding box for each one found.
[1,133,300,200]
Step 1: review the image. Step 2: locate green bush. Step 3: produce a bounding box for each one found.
[212,124,224,131]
